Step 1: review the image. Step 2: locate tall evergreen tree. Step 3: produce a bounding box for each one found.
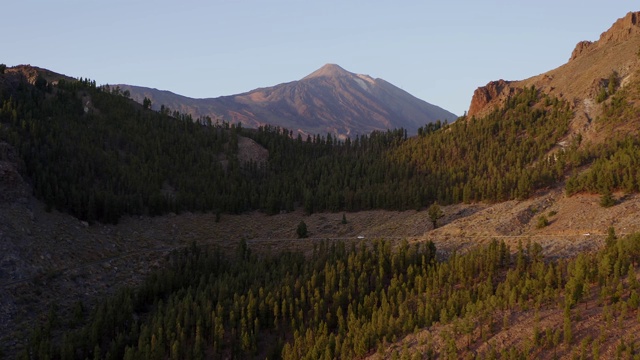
[296,220,308,238]
[428,202,444,229]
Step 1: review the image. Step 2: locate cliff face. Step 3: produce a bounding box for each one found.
[599,11,640,44]
[570,41,594,61]
[467,80,515,118]
[570,11,640,62]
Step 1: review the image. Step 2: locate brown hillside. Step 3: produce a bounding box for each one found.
[4,65,75,85]
[468,11,640,145]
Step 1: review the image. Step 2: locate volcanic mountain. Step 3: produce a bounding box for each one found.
[117,64,457,138]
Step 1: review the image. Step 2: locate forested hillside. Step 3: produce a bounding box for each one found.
[0,69,587,224]
[390,86,572,203]
[6,11,640,360]
[3,65,640,227]
[22,231,640,359]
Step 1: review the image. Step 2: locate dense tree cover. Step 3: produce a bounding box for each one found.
[244,125,413,213]
[0,73,417,220]
[390,86,572,204]
[0,74,576,223]
[566,136,640,197]
[22,239,437,359]
[23,231,640,359]
[0,77,257,223]
[416,119,445,137]
[241,86,572,214]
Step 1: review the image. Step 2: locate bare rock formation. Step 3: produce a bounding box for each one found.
[467,80,516,118]
[570,40,594,61]
[571,11,640,62]
[599,11,640,43]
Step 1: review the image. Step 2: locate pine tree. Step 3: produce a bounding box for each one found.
[428,202,444,229]
[297,220,308,238]
[600,190,615,208]
[536,215,549,229]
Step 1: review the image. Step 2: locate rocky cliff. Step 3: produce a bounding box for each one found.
[570,11,640,61]
[467,11,640,125]
[467,79,516,118]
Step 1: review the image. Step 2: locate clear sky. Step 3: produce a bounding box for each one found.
[3,1,636,116]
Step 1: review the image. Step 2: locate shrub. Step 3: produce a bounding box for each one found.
[536,215,549,229]
[600,191,615,208]
[296,220,308,238]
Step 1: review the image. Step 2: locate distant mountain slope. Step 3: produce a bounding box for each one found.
[118,64,457,138]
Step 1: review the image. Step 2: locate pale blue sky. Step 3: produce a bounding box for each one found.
[3,1,635,116]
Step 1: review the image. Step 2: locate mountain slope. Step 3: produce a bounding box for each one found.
[118,64,457,137]
[468,11,640,144]
[6,11,640,359]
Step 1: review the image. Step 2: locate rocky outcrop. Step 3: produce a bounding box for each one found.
[570,40,594,61]
[467,80,514,118]
[570,11,640,62]
[5,65,73,86]
[599,11,640,43]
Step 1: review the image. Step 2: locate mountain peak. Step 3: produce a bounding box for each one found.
[118,63,457,137]
[303,63,352,80]
[600,11,640,43]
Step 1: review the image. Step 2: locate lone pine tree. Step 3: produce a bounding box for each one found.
[428,202,444,229]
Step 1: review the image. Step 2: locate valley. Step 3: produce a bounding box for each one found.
[2,9,640,360]
[3,178,639,356]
